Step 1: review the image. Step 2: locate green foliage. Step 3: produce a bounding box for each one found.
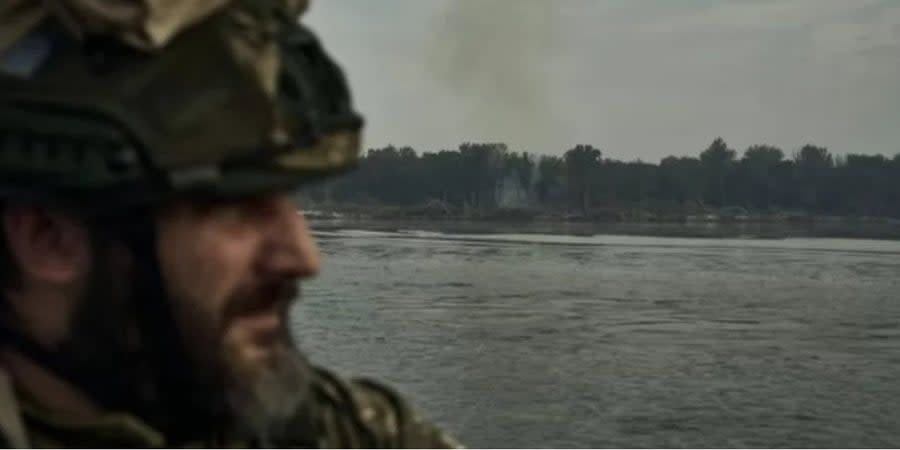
[564,145,602,213]
[303,139,900,219]
[536,155,564,206]
[699,138,737,207]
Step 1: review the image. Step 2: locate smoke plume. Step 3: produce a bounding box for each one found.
[427,0,567,152]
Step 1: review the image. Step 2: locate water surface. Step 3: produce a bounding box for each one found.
[292,229,900,447]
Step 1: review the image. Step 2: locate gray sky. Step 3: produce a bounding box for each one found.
[305,0,900,162]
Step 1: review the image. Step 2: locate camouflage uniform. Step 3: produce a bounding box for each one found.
[0,1,461,447]
[0,367,460,448]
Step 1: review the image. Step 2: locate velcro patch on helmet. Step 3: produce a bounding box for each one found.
[0,32,51,78]
[168,165,223,189]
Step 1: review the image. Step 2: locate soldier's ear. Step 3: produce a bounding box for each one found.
[2,205,91,287]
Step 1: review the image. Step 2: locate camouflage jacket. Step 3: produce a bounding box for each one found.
[0,367,461,448]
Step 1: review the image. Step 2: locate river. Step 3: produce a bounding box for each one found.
[291,226,900,448]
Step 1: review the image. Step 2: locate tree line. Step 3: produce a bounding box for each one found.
[301,138,900,219]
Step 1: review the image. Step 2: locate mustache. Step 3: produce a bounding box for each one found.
[223,279,300,321]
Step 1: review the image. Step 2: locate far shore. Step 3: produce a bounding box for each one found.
[304,210,900,241]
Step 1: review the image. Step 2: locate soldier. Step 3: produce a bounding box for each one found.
[0,0,460,447]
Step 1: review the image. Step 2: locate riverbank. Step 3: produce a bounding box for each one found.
[306,216,900,241]
[304,203,899,223]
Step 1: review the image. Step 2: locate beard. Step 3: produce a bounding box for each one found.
[225,336,313,445]
[51,240,315,444]
[216,279,316,444]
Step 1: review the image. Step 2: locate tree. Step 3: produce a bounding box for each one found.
[795,144,833,171]
[499,152,535,207]
[421,150,464,205]
[793,144,833,211]
[536,155,564,206]
[458,143,507,211]
[563,145,602,214]
[838,154,892,216]
[740,145,784,210]
[699,137,736,207]
[517,153,535,202]
[658,156,703,207]
[299,139,900,219]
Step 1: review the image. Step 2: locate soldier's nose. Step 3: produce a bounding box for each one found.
[258,196,321,280]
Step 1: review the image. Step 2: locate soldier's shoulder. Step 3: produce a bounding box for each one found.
[0,368,27,448]
[309,366,462,449]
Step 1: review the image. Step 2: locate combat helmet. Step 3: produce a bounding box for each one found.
[0,0,363,212]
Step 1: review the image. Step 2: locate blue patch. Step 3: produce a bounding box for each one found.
[0,32,52,78]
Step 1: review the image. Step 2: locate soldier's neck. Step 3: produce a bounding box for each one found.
[0,348,102,417]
